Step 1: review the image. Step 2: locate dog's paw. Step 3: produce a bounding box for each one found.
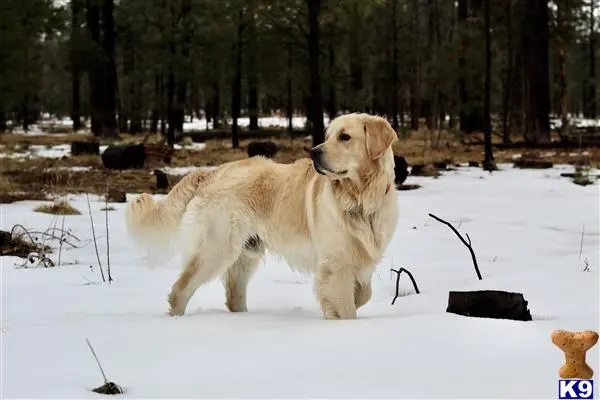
[167,308,185,317]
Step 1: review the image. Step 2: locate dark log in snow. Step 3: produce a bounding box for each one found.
[247,141,279,158]
[394,155,408,185]
[513,159,554,169]
[446,290,532,321]
[101,144,146,170]
[153,169,169,190]
[71,141,100,156]
[106,188,126,203]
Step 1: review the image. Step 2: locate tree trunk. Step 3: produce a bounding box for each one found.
[458,0,485,134]
[391,0,399,129]
[21,97,29,132]
[584,0,596,118]
[70,0,82,131]
[424,0,436,131]
[409,0,421,131]
[287,43,294,136]
[212,81,221,129]
[348,3,363,111]
[85,0,117,137]
[85,0,102,135]
[166,37,176,147]
[171,0,191,142]
[522,0,550,143]
[150,74,160,133]
[307,0,325,146]
[458,0,468,132]
[0,110,6,132]
[502,0,514,144]
[100,0,117,136]
[327,43,337,121]
[205,95,212,129]
[231,9,244,149]
[247,8,259,131]
[483,0,494,170]
[556,0,568,137]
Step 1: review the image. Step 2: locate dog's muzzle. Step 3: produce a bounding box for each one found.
[310,147,327,175]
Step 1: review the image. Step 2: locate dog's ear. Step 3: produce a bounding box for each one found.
[364,116,398,160]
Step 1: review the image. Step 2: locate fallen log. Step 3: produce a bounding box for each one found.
[71,141,100,156]
[247,141,279,158]
[513,159,554,169]
[446,290,532,321]
[101,144,146,170]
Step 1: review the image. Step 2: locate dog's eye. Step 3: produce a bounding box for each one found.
[339,133,351,141]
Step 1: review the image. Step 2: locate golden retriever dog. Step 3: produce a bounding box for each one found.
[125,113,399,320]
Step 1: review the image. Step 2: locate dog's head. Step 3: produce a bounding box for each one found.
[310,113,398,184]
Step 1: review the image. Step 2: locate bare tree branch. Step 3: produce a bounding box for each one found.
[428,213,482,280]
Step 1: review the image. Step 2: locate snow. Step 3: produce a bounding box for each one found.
[173,142,206,151]
[159,166,218,176]
[0,144,109,160]
[1,164,599,398]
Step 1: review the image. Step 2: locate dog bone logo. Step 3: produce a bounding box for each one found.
[551,329,599,379]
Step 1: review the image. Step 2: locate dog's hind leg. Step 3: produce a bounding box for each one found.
[168,249,241,316]
[167,201,244,316]
[223,235,265,312]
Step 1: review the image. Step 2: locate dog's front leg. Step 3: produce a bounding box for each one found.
[354,268,374,310]
[314,264,356,320]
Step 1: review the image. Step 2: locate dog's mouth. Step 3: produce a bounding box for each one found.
[313,161,348,176]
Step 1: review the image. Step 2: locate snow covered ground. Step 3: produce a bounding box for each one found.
[0,144,110,160]
[1,164,598,398]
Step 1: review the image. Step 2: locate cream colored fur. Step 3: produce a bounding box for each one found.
[125,113,399,320]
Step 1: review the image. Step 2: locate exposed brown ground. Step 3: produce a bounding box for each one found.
[1,128,597,203]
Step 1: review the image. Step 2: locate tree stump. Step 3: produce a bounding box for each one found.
[153,169,169,190]
[411,164,439,177]
[71,141,100,156]
[446,290,532,321]
[513,159,554,169]
[247,141,279,158]
[144,143,174,165]
[101,144,146,170]
[433,161,448,171]
[394,155,408,185]
[0,230,12,249]
[106,188,126,203]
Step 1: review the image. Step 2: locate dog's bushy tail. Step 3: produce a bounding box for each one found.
[125,169,214,266]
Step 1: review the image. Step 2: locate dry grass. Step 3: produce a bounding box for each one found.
[34,200,81,215]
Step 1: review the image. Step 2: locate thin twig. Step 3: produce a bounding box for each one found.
[43,227,83,242]
[105,182,112,283]
[86,194,106,282]
[390,267,420,305]
[85,338,108,383]
[429,213,483,280]
[58,215,65,267]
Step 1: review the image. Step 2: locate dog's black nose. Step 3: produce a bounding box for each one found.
[310,147,322,161]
